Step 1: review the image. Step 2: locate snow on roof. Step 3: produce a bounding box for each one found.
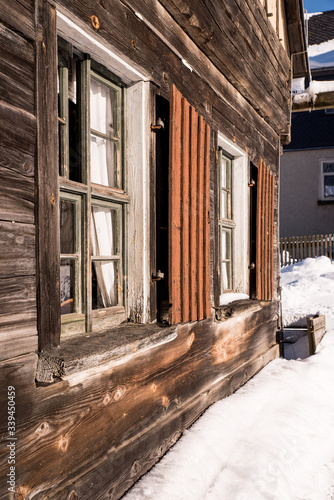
[292,79,334,106]
[309,39,334,69]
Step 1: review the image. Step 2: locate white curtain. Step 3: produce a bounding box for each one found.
[90,78,115,187]
[91,207,116,308]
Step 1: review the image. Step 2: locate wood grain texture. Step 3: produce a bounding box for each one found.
[0,0,35,41]
[0,23,35,114]
[197,116,205,321]
[35,2,61,350]
[0,100,36,156]
[0,165,34,224]
[0,303,278,499]
[158,0,290,133]
[181,98,190,323]
[169,88,211,323]
[0,221,35,277]
[190,106,199,321]
[169,84,182,324]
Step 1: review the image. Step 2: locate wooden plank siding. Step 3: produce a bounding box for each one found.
[169,85,211,324]
[256,159,275,300]
[0,302,278,499]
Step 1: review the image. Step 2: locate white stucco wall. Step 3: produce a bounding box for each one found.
[280,148,334,237]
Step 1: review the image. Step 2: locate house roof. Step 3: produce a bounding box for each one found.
[284,108,334,150]
[308,10,334,46]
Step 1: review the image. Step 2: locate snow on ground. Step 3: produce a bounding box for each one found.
[124,257,334,500]
[281,256,334,329]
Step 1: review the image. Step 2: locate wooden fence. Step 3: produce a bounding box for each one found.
[280,234,334,267]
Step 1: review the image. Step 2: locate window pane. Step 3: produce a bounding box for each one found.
[324,175,334,197]
[91,206,117,256]
[92,261,118,309]
[221,158,227,188]
[221,228,232,291]
[90,78,117,136]
[221,229,231,260]
[60,260,75,315]
[221,261,231,290]
[90,134,117,187]
[323,163,334,173]
[60,200,75,254]
[220,190,232,219]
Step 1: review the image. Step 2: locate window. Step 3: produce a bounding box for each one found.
[218,149,235,293]
[320,161,334,200]
[58,38,128,333]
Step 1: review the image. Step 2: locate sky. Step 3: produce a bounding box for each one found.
[124,256,334,500]
[303,0,334,13]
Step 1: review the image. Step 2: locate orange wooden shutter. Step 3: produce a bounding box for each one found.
[169,85,211,323]
[256,158,275,300]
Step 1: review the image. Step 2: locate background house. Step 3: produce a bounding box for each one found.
[0,1,307,498]
[280,10,334,238]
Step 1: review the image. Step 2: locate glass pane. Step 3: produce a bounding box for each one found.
[323,163,334,173]
[221,190,231,219]
[91,206,117,257]
[60,200,75,254]
[221,229,231,260]
[90,134,117,187]
[92,261,118,309]
[221,158,227,188]
[60,260,75,315]
[90,78,117,136]
[221,262,231,290]
[221,228,232,291]
[324,175,334,197]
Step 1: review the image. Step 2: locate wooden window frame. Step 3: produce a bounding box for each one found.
[58,40,128,336]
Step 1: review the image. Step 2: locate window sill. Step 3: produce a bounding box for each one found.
[36,322,177,385]
[318,199,334,205]
[215,299,263,322]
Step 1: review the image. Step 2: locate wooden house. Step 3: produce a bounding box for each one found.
[0,0,308,498]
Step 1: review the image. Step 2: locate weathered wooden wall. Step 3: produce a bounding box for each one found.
[0,0,292,497]
[0,302,279,499]
[0,0,38,361]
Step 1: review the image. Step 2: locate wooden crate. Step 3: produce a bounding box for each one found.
[307,315,326,355]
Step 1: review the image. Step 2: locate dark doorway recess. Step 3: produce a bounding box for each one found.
[249,161,258,299]
[155,95,170,322]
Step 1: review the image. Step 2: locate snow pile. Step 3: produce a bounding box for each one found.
[281,256,334,329]
[124,257,334,500]
[219,292,249,305]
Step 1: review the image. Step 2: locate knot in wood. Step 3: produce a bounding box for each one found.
[36,421,50,436]
[113,385,126,401]
[131,460,141,475]
[90,15,100,30]
[58,435,70,453]
[161,395,169,409]
[103,393,111,405]
[131,39,137,50]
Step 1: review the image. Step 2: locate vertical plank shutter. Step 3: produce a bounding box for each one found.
[256,158,275,300]
[169,85,211,323]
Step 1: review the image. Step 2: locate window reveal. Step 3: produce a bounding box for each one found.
[58,38,127,332]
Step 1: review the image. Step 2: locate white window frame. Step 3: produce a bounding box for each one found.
[319,159,334,201]
[217,133,249,303]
